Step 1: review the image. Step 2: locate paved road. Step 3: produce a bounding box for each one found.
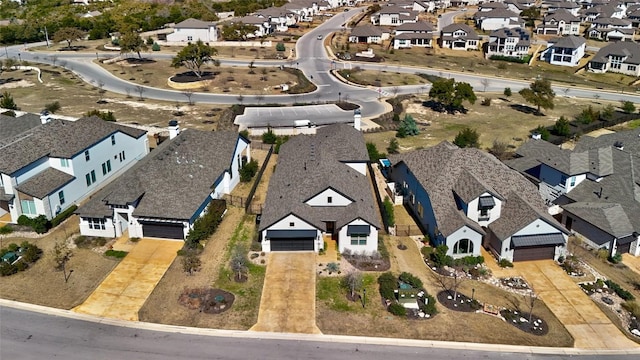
[2,306,639,359]
[437,10,464,32]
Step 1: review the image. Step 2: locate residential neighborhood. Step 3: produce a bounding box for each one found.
[2,0,640,357]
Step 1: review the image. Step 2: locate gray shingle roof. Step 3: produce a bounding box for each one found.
[549,35,586,49]
[0,116,147,175]
[441,23,480,40]
[259,124,380,232]
[395,21,435,32]
[395,32,433,40]
[350,24,383,37]
[389,142,548,237]
[76,129,245,221]
[15,168,74,199]
[574,127,640,157]
[545,9,580,22]
[0,113,41,142]
[511,233,566,247]
[562,202,634,239]
[490,27,530,45]
[174,18,216,29]
[592,17,632,27]
[473,8,521,20]
[590,39,640,65]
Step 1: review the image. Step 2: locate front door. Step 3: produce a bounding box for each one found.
[325,221,337,240]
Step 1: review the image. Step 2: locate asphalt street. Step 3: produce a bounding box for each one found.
[1,306,638,360]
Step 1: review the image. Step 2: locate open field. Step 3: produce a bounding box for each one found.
[0,216,120,309]
[364,93,624,151]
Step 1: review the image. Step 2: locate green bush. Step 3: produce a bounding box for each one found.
[44,101,61,114]
[105,250,128,258]
[0,262,17,276]
[0,226,13,235]
[382,196,395,227]
[532,125,550,141]
[503,87,512,97]
[185,200,227,248]
[622,301,640,318]
[16,215,50,234]
[621,100,636,114]
[378,272,397,300]
[552,116,571,137]
[430,245,453,268]
[453,255,484,267]
[262,129,277,144]
[240,159,259,182]
[608,253,622,264]
[51,205,78,227]
[17,215,31,226]
[605,280,635,301]
[399,272,423,289]
[388,303,406,316]
[275,42,285,51]
[421,294,438,315]
[20,242,42,263]
[420,246,433,259]
[152,42,161,51]
[85,109,116,122]
[499,259,514,268]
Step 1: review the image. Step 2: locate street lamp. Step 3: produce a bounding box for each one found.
[362,288,366,308]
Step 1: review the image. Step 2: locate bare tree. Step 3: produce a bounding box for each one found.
[563,88,570,97]
[525,290,537,323]
[229,244,248,281]
[182,89,195,105]
[52,241,73,283]
[480,78,490,92]
[343,270,363,300]
[436,271,467,305]
[135,85,145,101]
[125,87,132,98]
[181,251,201,275]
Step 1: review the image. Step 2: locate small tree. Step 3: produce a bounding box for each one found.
[552,116,571,137]
[383,196,395,227]
[240,159,259,182]
[519,79,555,115]
[171,40,217,78]
[0,91,18,110]
[489,139,510,160]
[621,100,636,114]
[53,27,86,48]
[396,114,419,138]
[44,101,61,113]
[453,127,480,148]
[387,138,400,154]
[602,104,615,120]
[533,125,550,141]
[52,241,73,283]
[119,31,147,59]
[276,42,286,52]
[366,142,385,162]
[343,270,364,300]
[262,129,277,144]
[576,105,600,124]
[429,78,477,112]
[525,290,537,323]
[85,109,116,122]
[230,244,249,281]
[181,251,202,275]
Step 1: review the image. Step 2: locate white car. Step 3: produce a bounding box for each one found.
[317,35,323,40]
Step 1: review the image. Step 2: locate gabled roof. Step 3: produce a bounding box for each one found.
[562,202,634,239]
[15,168,74,199]
[0,113,41,142]
[490,27,530,44]
[473,8,521,19]
[259,124,380,232]
[255,7,295,17]
[545,9,580,22]
[0,116,146,175]
[395,32,433,40]
[591,41,640,64]
[548,1,581,9]
[479,2,508,10]
[77,130,246,221]
[234,15,267,25]
[379,5,416,15]
[389,142,548,237]
[574,127,640,157]
[395,20,435,32]
[441,23,480,39]
[174,18,216,29]
[350,24,383,37]
[549,35,586,49]
[592,17,632,27]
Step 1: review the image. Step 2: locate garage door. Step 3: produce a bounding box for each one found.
[141,222,184,240]
[270,238,315,251]
[513,245,556,262]
[617,242,631,254]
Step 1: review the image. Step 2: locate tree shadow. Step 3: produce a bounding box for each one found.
[422,100,468,114]
[510,104,544,116]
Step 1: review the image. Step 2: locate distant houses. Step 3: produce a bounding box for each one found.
[588,41,640,76]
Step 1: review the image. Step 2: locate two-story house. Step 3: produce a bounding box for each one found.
[166,18,218,43]
[76,122,250,240]
[0,114,148,224]
[388,142,568,262]
[230,16,273,37]
[254,7,297,32]
[588,17,635,41]
[474,9,524,31]
[581,4,624,22]
[371,5,419,26]
[440,23,480,50]
[547,1,582,16]
[393,21,435,49]
[259,124,380,253]
[282,0,319,22]
[588,41,640,76]
[536,9,582,35]
[486,27,531,59]
[542,35,586,66]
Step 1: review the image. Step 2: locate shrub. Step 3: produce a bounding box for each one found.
[366,142,386,162]
[146,36,154,45]
[453,127,480,148]
[382,196,395,227]
[185,200,226,248]
[44,101,61,113]
[275,42,285,52]
[0,226,13,235]
[240,159,259,182]
[386,138,399,154]
[499,259,514,268]
[420,246,433,259]
[85,109,116,122]
[481,98,491,106]
[621,100,636,114]
[17,215,31,226]
[17,215,51,234]
[454,255,484,267]
[0,91,18,110]
[430,245,453,268]
[503,87,512,97]
[0,262,17,276]
[399,272,423,289]
[152,43,161,51]
[552,116,571,137]
[105,250,128,258]
[622,301,640,318]
[609,253,623,264]
[396,114,419,138]
[51,204,78,227]
[605,280,635,301]
[262,129,277,144]
[421,294,437,315]
[532,125,550,141]
[20,242,42,263]
[388,303,406,316]
[250,241,262,252]
[576,106,600,124]
[378,272,397,300]
[239,129,250,139]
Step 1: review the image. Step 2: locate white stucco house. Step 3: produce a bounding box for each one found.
[542,35,586,67]
[486,27,531,59]
[535,9,581,36]
[371,5,419,26]
[474,9,524,31]
[393,21,435,49]
[259,124,380,254]
[440,23,480,50]
[76,122,250,240]
[588,41,640,76]
[167,18,218,43]
[0,113,148,224]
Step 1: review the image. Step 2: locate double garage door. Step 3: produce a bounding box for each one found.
[513,245,556,262]
[266,229,316,251]
[140,222,184,240]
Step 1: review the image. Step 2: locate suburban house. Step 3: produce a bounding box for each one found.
[473,9,524,31]
[393,21,435,49]
[627,7,640,28]
[349,25,386,44]
[541,35,586,67]
[230,16,273,37]
[76,123,250,240]
[588,17,634,41]
[478,2,508,12]
[506,134,640,257]
[486,27,531,59]
[582,4,626,22]
[412,0,436,13]
[166,18,218,43]
[281,0,319,21]
[259,124,381,253]
[254,7,297,32]
[505,0,534,14]
[0,115,148,224]
[588,41,640,76]
[535,9,581,35]
[547,1,582,16]
[387,142,568,262]
[371,5,419,26]
[440,23,480,50]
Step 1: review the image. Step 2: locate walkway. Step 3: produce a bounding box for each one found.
[251,252,320,334]
[73,238,183,321]
[0,212,11,227]
[623,254,640,278]
[516,261,638,350]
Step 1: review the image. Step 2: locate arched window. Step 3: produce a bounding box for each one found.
[453,238,473,254]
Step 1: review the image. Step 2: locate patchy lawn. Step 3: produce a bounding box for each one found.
[339,69,430,87]
[0,216,119,309]
[139,208,265,329]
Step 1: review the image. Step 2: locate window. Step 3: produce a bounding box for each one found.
[327,196,333,204]
[187,36,193,41]
[86,173,91,186]
[20,200,36,215]
[453,238,473,254]
[91,170,96,183]
[119,151,126,162]
[350,234,367,245]
[88,218,106,230]
[111,135,116,145]
[102,161,112,175]
[417,202,424,218]
[560,175,567,186]
[289,222,295,227]
[570,177,576,187]
[85,150,90,161]
[60,159,70,167]
[628,65,637,72]
[106,160,111,172]
[58,191,65,205]
[86,171,96,186]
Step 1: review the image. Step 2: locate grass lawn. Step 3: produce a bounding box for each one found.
[0,216,119,309]
[139,208,265,329]
[0,65,229,131]
[364,93,624,151]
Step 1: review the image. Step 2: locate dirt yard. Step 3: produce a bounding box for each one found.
[0,216,119,309]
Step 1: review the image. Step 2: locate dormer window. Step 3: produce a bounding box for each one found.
[478,196,495,221]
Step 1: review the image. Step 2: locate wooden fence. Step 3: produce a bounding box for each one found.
[368,162,388,234]
[245,145,274,214]
[394,225,424,237]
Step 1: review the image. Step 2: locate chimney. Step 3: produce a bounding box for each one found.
[168,120,180,140]
[531,132,542,140]
[353,108,362,131]
[40,110,52,124]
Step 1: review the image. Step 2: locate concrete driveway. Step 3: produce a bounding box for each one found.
[623,254,640,277]
[251,252,320,334]
[73,238,183,321]
[517,260,638,350]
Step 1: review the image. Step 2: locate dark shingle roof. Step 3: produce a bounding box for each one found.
[259,124,380,232]
[562,202,634,239]
[0,113,41,142]
[77,130,245,221]
[591,41,640,64]
[395,21,435,32]
[389,142,548,237]
[574,127,640,156]
[549,35,586,49]
[174,18,216,29]
[490,27,530,45]
[473,8,520,20]
[441,23,480,39]
[350,24,383,37]
[0,116,147,175]
[395,32,433,40]
[592,17,632,27]
[511,233,566,247]
[15,168,74,198]
[545,9,580,22]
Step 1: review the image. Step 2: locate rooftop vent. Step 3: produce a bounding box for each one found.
[614,141,624,150]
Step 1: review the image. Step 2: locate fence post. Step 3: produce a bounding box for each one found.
[245,145,274,213]
[368,162,389,234]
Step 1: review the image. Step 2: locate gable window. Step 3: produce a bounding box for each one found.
[58,191,65,205]
[111,135,116,145]
[88,218,106,230]
[570,177,576,187]
[60,159,70,167]
[327,196,333,204]
[85,150,90,161]
[20,200,36,215]
[560,175,568,186]
[417,202,424,218]
[350,234,367,245]
[289,222,295,227]
[453,238,473,254]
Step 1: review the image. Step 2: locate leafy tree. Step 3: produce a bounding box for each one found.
[396,114,419,138]
[240,159,259,182]
[575,105,599,124]
[533,125,550,141]
[503,87,512,97]
[621,100,636,114]
[85,109,116,122]
[275,42,285,52]
[151,42,161,51]
[428,78,476,112]
[221,23,258,41]
[261,129,277,144]
[146,36,154,45]
[552,116,571,137]
[519,79,555,115]
[521,6,540,26]
[366,142,385,162]
[171,40,218,78]
[0,91,18,110]
[53,27,86,48]
[387,138,400,154]
[119,31,147,59]
[453,127,480,148]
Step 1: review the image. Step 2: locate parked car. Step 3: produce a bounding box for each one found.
[317,35,323,40]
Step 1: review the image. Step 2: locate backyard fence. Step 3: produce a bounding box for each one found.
[394,225,424,237]
[244,145,274,214]
[223,194,249,208]
[368,162,389,234]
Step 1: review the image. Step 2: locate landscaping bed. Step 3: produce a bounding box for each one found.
[436,290,481,313]
[500,309,549,336]
[169,71,216,83]
[178,288,235,314]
